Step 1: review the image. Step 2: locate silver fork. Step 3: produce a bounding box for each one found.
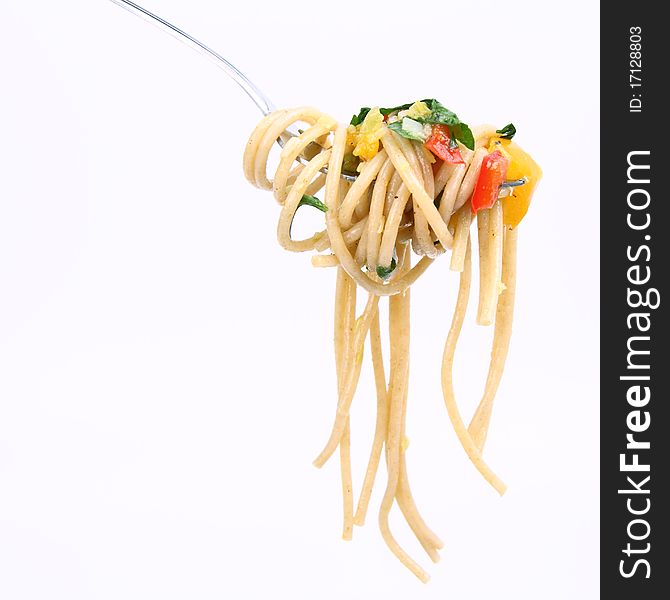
[107,0,525,190]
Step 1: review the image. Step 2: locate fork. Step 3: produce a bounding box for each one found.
[107,0,525,190]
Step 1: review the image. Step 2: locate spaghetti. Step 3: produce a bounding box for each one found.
[243,100,541,582]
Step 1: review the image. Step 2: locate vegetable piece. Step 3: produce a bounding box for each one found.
[495,123,517,140]
[487,137,511,158]
[499,140,542,227]
[352,108,385,160]
[471,151,510,213]
[414,99,475,150]
[404,101,432,120]
[289,195,328,238]
[341,153,361,175]
[424,125,465,164]
[449,122,475,151]
[418,99,460,126]
[376,257,397,279]
[350,107,371,126]
[388,117,429,142]
[352,100,431,119]
[379,102,416,116]
[298,194,328,212]
[353,99,475,150]
[350,103,416,123]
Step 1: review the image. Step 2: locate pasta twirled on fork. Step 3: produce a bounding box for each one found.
[244,101,541,581]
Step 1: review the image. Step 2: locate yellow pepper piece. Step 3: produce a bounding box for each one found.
[352,107,384,161]
[345,125,358,152]
[487,137,511,160]
[405,101,431,120]
[499,139,542,228]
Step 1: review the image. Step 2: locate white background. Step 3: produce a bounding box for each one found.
[1,1,599,598]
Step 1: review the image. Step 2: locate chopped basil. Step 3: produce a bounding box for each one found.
[379,102,414,116]
[298,194,328,212]
[414,100,474,150]
[353,100,431,122]
[416,99,460,126]
[352,99,475,150]
[376,257,397,280]
[380,99,437,115]
[388,119,427,142]
[289,195,328,239]
[496,123,517,140]
[350,107,371,126]
[450,122,475,151]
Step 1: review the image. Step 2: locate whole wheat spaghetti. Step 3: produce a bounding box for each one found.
[243,100,542,582]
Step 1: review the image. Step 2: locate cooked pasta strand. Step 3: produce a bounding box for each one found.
[468,226,518,450]
[354,308,388,526]
[244,104,538,581]
[440,239,507,495]
[378,246,430,582]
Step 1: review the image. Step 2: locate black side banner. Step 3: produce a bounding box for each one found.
[601,4,667,598]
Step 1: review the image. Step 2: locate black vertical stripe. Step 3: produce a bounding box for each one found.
[601,5,667,597]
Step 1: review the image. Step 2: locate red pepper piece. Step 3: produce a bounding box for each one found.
[424,125,465,164]
[471,150,510,213]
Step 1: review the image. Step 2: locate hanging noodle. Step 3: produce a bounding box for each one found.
[243,104,540,581]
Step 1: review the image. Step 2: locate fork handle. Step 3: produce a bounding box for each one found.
[108,0,275,115]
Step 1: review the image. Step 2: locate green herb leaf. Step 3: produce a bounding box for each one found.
[352,104,407,124]
[379,102,414,116]
[352,99,475,149]
[289,195,328,239]
[412,99,474,149]
[376,257,397,280]
[379,99,435,116]
[416,99,461,126]
[298,194,328,212]
[495,123,517,140]
[387,120,427,142]
[350,107,371,126]
[451,122,475,150]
